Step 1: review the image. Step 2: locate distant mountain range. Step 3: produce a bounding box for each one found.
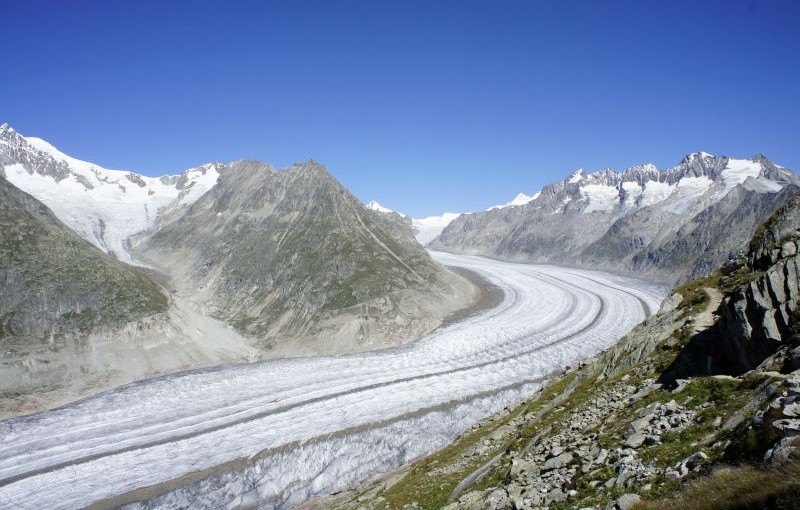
[429,152,799,283]
[367,191,539,246]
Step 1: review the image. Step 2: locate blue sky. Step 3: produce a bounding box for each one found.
[3,1,799,217]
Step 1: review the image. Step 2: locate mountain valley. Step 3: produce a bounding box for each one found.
[0,125,476,415]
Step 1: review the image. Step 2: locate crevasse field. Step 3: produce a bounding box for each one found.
[0,252,666,510]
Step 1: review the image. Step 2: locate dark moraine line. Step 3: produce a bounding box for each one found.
[84,374,552,510]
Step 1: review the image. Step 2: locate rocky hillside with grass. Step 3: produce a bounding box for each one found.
[319,193,800,510]
[132,160,476,354]
[0,176,168,398]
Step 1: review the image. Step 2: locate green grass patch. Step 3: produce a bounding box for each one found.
[636,460,800,510]
[639,377,752,467]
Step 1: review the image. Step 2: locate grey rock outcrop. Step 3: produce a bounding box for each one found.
[716,194,800,374]
[611,493,641,510]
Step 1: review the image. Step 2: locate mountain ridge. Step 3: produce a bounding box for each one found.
[431,152,800,283]
[0,123,220,263]
[132,159,477,353]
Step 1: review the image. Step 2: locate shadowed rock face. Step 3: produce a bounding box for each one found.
[433,153,800,284]
[657,192,800,378]
[716,193,800,374]
[0,177,167,340]
[133,160,475,352]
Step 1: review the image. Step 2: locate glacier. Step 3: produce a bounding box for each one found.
[0,252,666,510]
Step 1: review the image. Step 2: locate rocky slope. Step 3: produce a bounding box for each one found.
[0,176,167,398]
[320,192,800,510]
[433,153,800,284]
[132,159,476,354]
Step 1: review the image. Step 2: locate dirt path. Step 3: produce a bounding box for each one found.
[693,287,723,333]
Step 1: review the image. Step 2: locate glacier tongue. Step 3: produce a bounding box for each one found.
[412,213,462,245]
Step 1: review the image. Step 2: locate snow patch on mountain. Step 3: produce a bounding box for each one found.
[366,200,401,215]
[662,176,714,214]
[621,181,642,208]
[0,127,220,264]
[25,137,108,175]
[581,184,620,213]
[364,200,460,245]
[722,159,763,188]
[568,169,584,184]
[638,181,674,207]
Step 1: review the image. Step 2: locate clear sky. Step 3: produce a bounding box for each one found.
[3,0,799,217]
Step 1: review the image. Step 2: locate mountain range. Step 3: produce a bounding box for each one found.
[0,124,475,412]
[3,122,800,509]
[374,151,799,284]
[3,120,800,417]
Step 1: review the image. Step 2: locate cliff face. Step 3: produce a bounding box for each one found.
[716,194,800,374]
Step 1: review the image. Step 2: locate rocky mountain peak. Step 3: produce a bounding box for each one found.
[680,150,715,164]
[134,156,472,349]
[0,123,27,146]
[285,159,340,187]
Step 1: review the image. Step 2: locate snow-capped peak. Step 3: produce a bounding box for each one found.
[0,125,220,265]
[680,151,716,165]
[366,200,397,214]
[567,169,585,184]
[24,136,123,176]
[509,192,538,207]
[487,191,540,211]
